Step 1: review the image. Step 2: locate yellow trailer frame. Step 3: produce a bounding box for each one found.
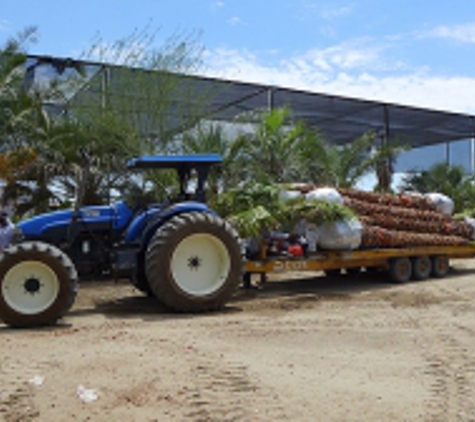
[244,244,475,281]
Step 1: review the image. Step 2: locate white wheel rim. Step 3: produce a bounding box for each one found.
[2,260,60,315]
[171,234,231,296]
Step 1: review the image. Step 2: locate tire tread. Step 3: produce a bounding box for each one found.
[0,241,78,328]
[145,212,242,312]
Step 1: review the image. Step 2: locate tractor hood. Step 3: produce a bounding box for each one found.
[18,201,133,238]
[19,209,75,237]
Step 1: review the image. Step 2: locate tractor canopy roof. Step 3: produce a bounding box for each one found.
[126,154,223,170]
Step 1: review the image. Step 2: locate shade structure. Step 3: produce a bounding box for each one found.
[28,55,475,148]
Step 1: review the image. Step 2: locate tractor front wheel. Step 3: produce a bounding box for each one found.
[145,212,242,312]
[0,241,78,328]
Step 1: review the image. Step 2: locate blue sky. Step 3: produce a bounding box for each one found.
[2,0,475,116]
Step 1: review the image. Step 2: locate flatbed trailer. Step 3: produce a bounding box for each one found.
[244,244,475,284]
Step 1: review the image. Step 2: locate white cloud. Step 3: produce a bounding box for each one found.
[301,41,384,71]
[425,22,475,44]
[320,5,353,20]
[296,2,353,21]
[0,20,9,31]
[322,73,475,114]
[227,16,243,26]
[203,46,475,114]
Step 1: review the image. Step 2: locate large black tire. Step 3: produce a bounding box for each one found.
[132,273,154,296]
[0,241,78,328]
[145,212,242,312]
[132,254,154,296]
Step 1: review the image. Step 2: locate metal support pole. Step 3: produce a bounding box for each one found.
[101,65,110,110]
[471,117,475,175]
[267,87,274,111]
[471,138,475,175]
[383,104,390,145]
[378,105,392,191]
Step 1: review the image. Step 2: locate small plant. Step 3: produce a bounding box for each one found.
[228,206,278,239]
[276,198,355,230]
[215,182,354,239]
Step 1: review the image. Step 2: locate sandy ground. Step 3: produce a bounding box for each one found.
[2,260,475,421]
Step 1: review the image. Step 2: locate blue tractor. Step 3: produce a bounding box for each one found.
[0,154,243,328]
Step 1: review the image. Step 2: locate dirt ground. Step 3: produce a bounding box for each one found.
[2,260,475,421]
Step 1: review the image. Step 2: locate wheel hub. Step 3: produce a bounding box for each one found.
[187,256,202,270]
[24,278,41,294]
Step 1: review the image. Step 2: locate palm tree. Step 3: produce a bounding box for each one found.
[296,130,378,188]
[236,107,306,184]
[181,122,246,196]
[0,28,39,152]
[400,163,475,212]
[373,138,407,193]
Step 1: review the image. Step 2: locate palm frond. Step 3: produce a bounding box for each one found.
[228,205,278,238]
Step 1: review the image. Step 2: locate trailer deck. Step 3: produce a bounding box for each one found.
[244,243,475,283]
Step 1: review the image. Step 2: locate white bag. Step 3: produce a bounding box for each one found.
[463,217,475,240]
[317,218,363,250]
[305,187,343,204]
[425,192,454,216]
[279,189,302,202]
[305,223,319,252]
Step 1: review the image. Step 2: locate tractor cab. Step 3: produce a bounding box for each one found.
[126,154,222,204]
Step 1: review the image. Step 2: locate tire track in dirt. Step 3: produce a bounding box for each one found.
[181,353,289,421]
[0,360,48,421]
[375,285,475,421]
[105,328,290,421]
[0,383,39,422]
[359,286,475,421]
[423,329,475,421]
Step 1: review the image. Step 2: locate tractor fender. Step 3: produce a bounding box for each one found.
[125,201,213,246]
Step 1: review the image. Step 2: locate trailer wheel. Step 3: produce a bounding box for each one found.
[411,256,432,281]
[0,241,78,328]
[431,255,450,278]
[389,257,412,283]
[146,212,242,312]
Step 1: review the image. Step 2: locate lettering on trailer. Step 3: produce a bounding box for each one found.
[273,260,309,272]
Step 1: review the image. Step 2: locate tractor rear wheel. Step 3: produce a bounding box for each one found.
[0,241,78,328]
[145,212,242,312]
